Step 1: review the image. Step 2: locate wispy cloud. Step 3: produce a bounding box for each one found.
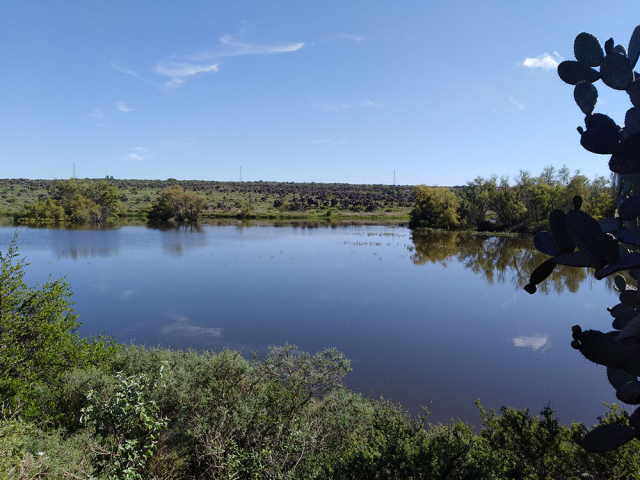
[519,52,563,71]
[513,335,550,351]
[508,96,525,111]
[335,33,364,42]
[218,34,304,55]
[115,101,134,112]
[162,136,197,147]
[111,60,152,83]
[313,99,381,112]
[151,34,304,88]
[88,108,104,119]
[154,62,219,87]
[121,147,153,162]
[121,289,137,300]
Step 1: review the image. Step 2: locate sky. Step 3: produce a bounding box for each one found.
[2,1,639,185]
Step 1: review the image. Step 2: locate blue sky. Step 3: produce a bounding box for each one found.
[2,1,638,185]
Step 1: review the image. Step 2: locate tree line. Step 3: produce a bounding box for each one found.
[409,166,616,231]
[13,179,122,224]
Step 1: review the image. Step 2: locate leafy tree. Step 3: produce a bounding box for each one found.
[147,185,207,223]
[409,185,460,229]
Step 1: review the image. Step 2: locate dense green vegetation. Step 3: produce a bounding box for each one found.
[410,166,616,232]
[12,179,122,224]
[2,235,640,479]
[0,178,414,223]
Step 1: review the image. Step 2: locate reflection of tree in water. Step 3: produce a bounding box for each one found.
[410,231,592,295]
[147,223,207,257]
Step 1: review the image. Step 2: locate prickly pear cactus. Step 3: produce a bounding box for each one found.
[530,25,640,453]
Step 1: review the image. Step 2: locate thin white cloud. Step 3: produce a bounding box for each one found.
[163,136,197,147]
[336,34,364,42]
[513,335,550,351]
[121,289,137,300]
[123,153,143,162]
[111,60,151,82]
[115,101,134,112]
[153,34,304,88]
[88,108,104,119]
[121,147,153,162]
[313,99,381,112]
[218,34,304,55]
[154,62,219,86]
[519,52,563,70]
[508,96,525,111]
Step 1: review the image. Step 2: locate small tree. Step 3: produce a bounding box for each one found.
[147,185,206,223]
[409,185,460,229]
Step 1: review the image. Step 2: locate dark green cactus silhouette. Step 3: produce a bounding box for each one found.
[530,25,640,452]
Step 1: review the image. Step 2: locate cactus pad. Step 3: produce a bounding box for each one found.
[580,113,621,154]
[599,233,620,262]
[600,216,623,233]
[574,82,598,115]
[605,38,615,55]
[620,289,640,306]
[613,311,638,331]
[618,195,640,220]
[627,80,640,109]
[615,274,628,292]
[558,61,601,85]
[613,227,640,246]
[528,259,556,287]
[595,253,640,280]
[566,209,606,268]
[582,424,636,452]
[574,32,604,66]
[600,52,634,90]
[625,107,640,135]
[548,209,575,254]
[617,379,640,404]
[629,25,640,69]
[553,251,592,267]
[609,132,640,174]
[607,366,637,390]
[572,328,628,369]
[533,231,560,257]
[612,44,628,57]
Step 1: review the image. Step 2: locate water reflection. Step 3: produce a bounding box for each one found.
[410,231,592,294]
[513,335,550,352]
[161,313,222,339]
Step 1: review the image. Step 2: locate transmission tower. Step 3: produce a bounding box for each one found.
[393,170,396,186]
[240,166,243,182]
[72,163,76,179]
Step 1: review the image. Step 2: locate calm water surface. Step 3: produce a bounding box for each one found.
[0,222,620,426]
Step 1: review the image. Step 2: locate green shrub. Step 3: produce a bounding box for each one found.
[81,368,168,480]
[0,234,120,422]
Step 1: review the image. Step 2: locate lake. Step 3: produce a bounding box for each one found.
[0,221,620,426]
